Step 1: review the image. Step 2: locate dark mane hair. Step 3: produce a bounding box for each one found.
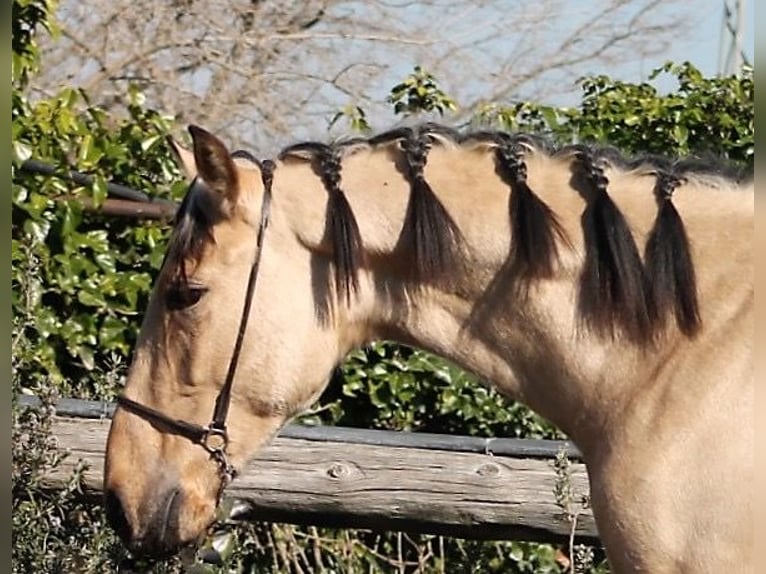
[278,141,364,303]
[163,178,213,285]
[568,145,655,342]
[168,123,748,342]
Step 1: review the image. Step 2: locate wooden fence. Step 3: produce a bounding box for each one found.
[20,396,598,544]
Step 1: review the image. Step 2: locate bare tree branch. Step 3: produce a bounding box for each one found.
[34,0,703,151]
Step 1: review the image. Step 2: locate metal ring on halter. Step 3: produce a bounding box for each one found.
[201,427,236,484]
[201,426,228,454]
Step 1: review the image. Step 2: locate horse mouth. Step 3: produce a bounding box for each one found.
[161,487,182,542]
[129,487,188,558]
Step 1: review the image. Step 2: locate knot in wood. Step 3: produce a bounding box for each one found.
[477,463,500,477]
[327,462,348,479]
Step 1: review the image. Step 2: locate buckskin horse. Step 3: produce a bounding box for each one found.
[104,123,753,572]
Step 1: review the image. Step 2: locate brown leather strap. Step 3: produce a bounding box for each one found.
[210,159,274,431]
[117,395,209,441]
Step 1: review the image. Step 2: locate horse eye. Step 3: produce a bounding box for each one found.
[165,283,208,311]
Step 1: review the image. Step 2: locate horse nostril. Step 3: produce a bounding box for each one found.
[104,488,131,543]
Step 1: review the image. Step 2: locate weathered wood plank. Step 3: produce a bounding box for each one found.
[44,416,598,543]
[17,395,583,460]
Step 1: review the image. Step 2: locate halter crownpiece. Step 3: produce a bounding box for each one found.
[116,158,276,490]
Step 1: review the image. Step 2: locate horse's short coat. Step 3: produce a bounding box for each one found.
[104,124,753,572]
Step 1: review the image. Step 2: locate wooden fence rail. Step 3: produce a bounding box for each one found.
[21,397,598,544]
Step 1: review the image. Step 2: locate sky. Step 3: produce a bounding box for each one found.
[673,0,753,75]
[608,0,753,91]
[494,0,755,107]
[336,0,755,124]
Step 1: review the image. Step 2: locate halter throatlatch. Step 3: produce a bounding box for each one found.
[117,159,276,492]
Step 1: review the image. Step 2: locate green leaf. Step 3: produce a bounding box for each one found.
[76,345,95,371]
[98,316,125,347]
[140,134,161,152]
[90,176,108,207]
[13,140,32,163]
[673,124,689,147]
[23,219,50,243]
[77,289,106,308]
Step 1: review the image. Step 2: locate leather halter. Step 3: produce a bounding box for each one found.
[117,159,276,492]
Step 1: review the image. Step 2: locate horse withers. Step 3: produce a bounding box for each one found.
[104,124,753,572]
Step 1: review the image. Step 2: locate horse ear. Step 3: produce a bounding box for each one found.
[166,136,198,181]
[187,125,239,202]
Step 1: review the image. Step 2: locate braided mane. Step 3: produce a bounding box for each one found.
[174,124,750,342]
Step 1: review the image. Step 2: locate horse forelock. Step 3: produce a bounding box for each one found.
[163,178,214,286]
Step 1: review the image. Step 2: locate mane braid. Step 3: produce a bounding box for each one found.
[314,144,364,305]
[644,171,701,336]
[399,127,462,281]
[418,122,462,142]
[368,127,418,147]
[231,149,261,166]
[575,148,653,343]
[494,137,567,284]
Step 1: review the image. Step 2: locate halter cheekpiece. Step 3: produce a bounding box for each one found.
[117,159,276,494]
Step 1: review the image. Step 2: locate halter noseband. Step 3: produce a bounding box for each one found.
[117,159,276,493]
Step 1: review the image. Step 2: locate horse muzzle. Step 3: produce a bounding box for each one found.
[104,479,216,558]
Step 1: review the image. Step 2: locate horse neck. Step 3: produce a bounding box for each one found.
[272,142,752,449]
